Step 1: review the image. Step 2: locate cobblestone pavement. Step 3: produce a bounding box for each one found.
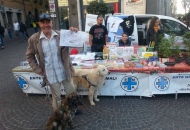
[1,29,190,130]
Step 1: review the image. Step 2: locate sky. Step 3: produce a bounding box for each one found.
[177,0,185,14]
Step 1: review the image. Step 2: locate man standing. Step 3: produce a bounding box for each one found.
[13,20,20,38]
[26,13,78,111]
[0,23,5,49]
[89,15,108,52]
[19,22,27,41]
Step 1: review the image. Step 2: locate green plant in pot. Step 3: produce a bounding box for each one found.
[182,31,190,58]
[171,43,181,63]
[158,37,173,63]
[182,31,190,65]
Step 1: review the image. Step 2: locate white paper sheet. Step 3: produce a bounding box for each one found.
[60,30,86,47]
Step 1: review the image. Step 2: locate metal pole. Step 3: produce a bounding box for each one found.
[77,0,82,30]
[53,0,60,30]
[80,0,85,31]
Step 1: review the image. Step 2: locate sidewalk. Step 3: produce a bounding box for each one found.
[3,28,35,41]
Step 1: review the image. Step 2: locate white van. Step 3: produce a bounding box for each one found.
[107,14,189,49]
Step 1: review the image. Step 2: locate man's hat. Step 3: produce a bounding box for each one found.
[39,13,52,21]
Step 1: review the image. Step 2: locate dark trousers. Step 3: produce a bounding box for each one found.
[91,44,104,52]
[0,34,4,47]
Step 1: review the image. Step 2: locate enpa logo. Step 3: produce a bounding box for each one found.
[120,76,139,92]
[154,76,170,91]
[15,75,29,90]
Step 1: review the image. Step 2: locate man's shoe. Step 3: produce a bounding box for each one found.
[75,109,82,115]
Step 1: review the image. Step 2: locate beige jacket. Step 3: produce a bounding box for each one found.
[26,30,75,83]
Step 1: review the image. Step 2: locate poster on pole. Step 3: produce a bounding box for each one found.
[123,0,146,14]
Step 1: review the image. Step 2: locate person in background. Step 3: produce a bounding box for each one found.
[20,22,27,41]
[13,20,20,38]
[118,33,131,46]
[26,13,81,113]
[89,15,108,52]
[7,23,12,40]
[0,23,5,49]
[32,20,38,33]
[146,16,164,51]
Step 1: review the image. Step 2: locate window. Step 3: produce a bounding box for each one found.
[160,19,188,36]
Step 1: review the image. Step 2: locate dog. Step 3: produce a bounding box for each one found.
[46,92,83,130]
[73,65,109,105]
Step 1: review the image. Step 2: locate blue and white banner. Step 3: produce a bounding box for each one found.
[149,73,190,94]
[13,72,190,97]
[100,72,150,97]
[13,72,151,97]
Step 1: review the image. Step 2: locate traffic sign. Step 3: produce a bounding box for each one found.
[48,0,54,3]
[49,3,55,12]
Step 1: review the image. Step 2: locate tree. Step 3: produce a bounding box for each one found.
[181,0,190,27]
[182,0,190,15]
[86,0,108,16]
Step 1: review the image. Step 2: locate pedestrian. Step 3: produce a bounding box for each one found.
[7,23,13,40]
[19,22,27,41]
[146,16,164,51]
[32,20,38,33]
[89,15,108,52]
[0,23,5,49]
[13,20,20,38]
[26,13,81,114]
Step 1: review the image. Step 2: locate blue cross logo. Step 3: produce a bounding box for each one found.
[154,76,170,91]
[121,76,139,92]
[17,76,29,90]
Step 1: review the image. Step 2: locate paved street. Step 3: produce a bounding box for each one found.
[1,29,190,130]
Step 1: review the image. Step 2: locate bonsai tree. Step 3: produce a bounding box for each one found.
[182,31,190,56]
[171,44,181,58]
[169,34,181,58]
[158,37,173,58]
[86,1,108,16]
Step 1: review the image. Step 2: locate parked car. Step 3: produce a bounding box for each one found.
[107,14,189,50]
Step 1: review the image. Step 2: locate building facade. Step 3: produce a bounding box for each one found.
[57,0,120,30]
[0,0,48,28]
[146,0,177,17]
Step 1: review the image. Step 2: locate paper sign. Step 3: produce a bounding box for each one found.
[60,30,85,47]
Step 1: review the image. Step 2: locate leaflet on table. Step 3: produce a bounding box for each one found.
[107,43,117,60]
[116,47,124,58]
[134,46,147,56]
[71,54,86,64]
[60,30,87,47]
[95,60,107,65]
[124,47,134,57]
[84,52,95,61]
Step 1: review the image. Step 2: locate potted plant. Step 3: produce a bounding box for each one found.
[181,31,190,65]
[158,37,173,63]
[182,31,190,57]
[171,44,181,63]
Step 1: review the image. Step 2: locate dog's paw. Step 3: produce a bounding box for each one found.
[90,101,95,105]
[94,98,100,102]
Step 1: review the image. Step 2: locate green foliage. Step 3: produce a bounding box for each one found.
[169,34,181,58]
[86,1,108,16]
[158,35,175,58]
[182,31,190,55]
